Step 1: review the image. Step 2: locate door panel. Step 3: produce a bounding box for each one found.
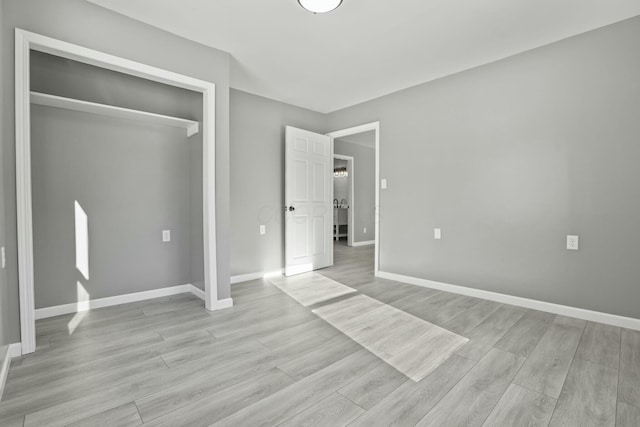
[293,215,309,259]
[293,160,308,201]
[313,215,326,255]
[312,162,325,201]
[285,126,333,276]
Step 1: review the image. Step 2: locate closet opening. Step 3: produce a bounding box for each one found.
[15,29,223,355]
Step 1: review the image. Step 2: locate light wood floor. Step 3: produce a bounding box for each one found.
[270,272,467,381]
[1,244,639,426]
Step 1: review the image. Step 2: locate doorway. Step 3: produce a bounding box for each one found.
[333,154,354,247]
[327,122,380,275]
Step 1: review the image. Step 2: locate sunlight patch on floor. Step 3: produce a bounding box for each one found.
[268,273,468,381]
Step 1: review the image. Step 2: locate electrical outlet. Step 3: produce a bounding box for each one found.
[363,227,367,234]
[381,179,387,189]
[567,235,579,251]
[434,228,442,240]
[162,230,171,242]
[260,225,266,235]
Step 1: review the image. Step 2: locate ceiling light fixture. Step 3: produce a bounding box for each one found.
[298,0,343,14]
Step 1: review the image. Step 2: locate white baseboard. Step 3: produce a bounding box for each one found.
[231,269,283,285]
[189,285,206,300]
[230,272,264,284]
[0,343,22,401]
[377,271,640,331]
[207,298,234,311]
[35,284,212,320]
[9,343,22,358]
[352,240,375,247]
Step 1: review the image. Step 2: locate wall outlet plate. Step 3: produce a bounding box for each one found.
[260,225,266,235]
[567,235,579,250]
[381,179,387,189]
[162,230,171,242]
[363,227,367,234]
[434,228,442,240]
[1,247,5,269]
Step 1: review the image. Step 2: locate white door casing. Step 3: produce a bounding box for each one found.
[285,126,333,276]
[15,29,225,355]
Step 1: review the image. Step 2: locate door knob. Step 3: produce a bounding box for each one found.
[288,206,295,212]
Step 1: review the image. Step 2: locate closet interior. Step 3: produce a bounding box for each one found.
[29,51,206,312]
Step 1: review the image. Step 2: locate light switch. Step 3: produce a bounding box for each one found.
[260,225,266,235]
[434,228,442,240]
[1,247,5,269]
[567,235,579,250]
[381,179,387,189]
[162,230,171,242]
[363,227,367,234]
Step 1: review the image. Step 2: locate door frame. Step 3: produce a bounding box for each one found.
[333,154,354,247]
[15,29,223,354]
[326,122,380,274]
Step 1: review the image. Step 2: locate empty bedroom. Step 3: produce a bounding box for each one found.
[1,0,640,426]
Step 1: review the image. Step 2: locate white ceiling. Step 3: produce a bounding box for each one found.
[87,0,640,113]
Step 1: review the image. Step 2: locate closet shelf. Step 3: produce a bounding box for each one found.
[30,91,200,137]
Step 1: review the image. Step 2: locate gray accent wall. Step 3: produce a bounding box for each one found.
[230,89,326,276]
[327,16,640,319]
[2,0,232,340]
[335,137,376,244]
[0,0,13,351]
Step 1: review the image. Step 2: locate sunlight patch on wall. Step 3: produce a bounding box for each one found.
[74,200,90,280]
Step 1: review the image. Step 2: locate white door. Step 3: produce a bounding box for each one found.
[285,126,333,276]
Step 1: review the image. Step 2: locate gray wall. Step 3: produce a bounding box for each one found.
[2,0,232,341]
[0,0,13,352]
[30,52,204,308]
[335,137,376,244]
[327,16,640,319]
[229,89,326,276]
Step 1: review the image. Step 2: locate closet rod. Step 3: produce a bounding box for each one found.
[30,91,200,137]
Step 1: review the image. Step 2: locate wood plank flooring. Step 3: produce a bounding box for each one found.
[305,285,467,381]
[0,242,638,426]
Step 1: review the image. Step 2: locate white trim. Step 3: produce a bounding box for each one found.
[15,29,226,354]
[189,285,206,301]
[33,284,222,320]
[333,154,355,247]
[30,92,200,137]
[352,240,375,247]
[15,29,36,357]
[35,284,194,320]
[9,343,22,358]
[378,271,640,331]
[327,122,380,274]
[230,269,284,285]
[0,343,23,401]
[231,272,264,284]
[207,298,234,311]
